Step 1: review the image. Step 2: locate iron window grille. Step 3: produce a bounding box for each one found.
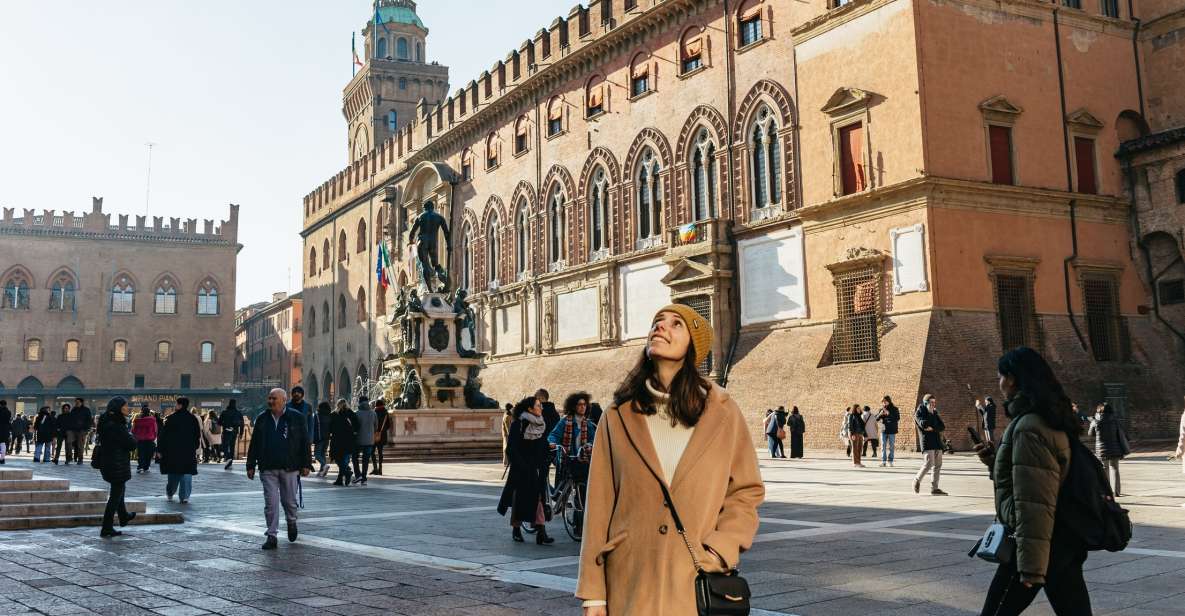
[1083,276,1128,362]
[994,273,1037,351]
[832,265,881,364]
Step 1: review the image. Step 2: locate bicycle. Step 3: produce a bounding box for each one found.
[522,445,589,542]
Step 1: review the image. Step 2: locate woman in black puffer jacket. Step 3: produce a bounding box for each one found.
[96,397,137,537]
[1089,403,1128,497]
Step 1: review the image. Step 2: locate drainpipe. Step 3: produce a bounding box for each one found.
[720,0,743,387]
[1127,0,1146,118]
[1054,8,1088,351]
[1125,159,1185,346]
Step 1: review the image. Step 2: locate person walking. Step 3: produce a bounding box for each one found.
[219,400,244,469]
[774,406,788,458]
[68,398,93,465]
[198,410,217,463]
[787,406,806,459]
[914,394,947,495]
[576,304,764,614]
[499,395,555,545]
[501,402,515,468]
[535,389,561,437]
[52,403,71,464]
[246,388,314,550]
[96,397,137,537]
[286,386,319,459]
[548,391,597,523]
[763,410,780,459]
[0,401,10,464]
[328,399,358,486]
[861,405,879,459]
[972,347,1089,615]
[371,399,391,475]
[10,413,28,456]
[158,397,201,503]
[33,407,56,463]
[351,397,376,485]
[840,406,852,457]
[315,401,333,476]
[847,405,866,467]
[877,396,900,467]
[131,405,158,474]
[975,395,998,443]
[1088,403,1128,497]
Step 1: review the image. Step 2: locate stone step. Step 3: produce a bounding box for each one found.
[0,468,34,481]
[0,488,108,505]
[0,511,184,531]
[0,479,71,492]
[387,442,502,462]
[0,499,147,518]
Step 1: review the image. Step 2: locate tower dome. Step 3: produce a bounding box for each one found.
[376,0,425,31]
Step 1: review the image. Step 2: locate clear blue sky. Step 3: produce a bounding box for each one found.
[0,0,575,308]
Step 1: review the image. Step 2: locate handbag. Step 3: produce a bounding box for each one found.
[968,521,1015,564]
[616,408,751,616]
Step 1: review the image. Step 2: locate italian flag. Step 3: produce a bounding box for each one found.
[376,241,394,289]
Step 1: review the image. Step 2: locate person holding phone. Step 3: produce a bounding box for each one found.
[877,396,899,467]
[913,394,946,495]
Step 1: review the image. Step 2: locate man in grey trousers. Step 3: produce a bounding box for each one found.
[246,388,314,550]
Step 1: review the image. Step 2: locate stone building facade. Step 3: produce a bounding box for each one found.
[0,198,240,416]
[301,0,1185,449]
[233,292,303,410]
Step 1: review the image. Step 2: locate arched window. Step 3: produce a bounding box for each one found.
[357,218,368,253]
[487,215,500,286]
[338,230,348,262]
[680,27,705,74]
[197,279,219,315]
[309,247,317,276]
[154,278,178,314]
[636,148,663,244]
[547,96,564,137]
[376,37,388,59]
[321,301,330,333]
[586,75,606,118]
[549,186,567,267]
[2,270,31,310]
[630,53,651,98]
[486,132,499,169]
[461,224,473,291]
[111,275,135,313]
[49,271,76,311]
[200,341,214,364]
[24,338,42,361]
[156,341,171,362]
[387,110,397,132]
[357,286,367,322]
[692,129,718,221]
[322,239,331,269]
[376,283,387,317]
[397,38,409,59]
[749,105,781,211]
[112,339,129,362]
[738,0,765,47]
[514,116,530,155]
[337,294,347,329]
[64,339,81,362]
[308,306,316,338]
[516,200,530,278]
[376,206,387,239]
[416,41,423,62]
[461,148,474,181]
[589,166,610,257]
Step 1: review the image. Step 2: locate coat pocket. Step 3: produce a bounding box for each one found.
[594,530,628,566]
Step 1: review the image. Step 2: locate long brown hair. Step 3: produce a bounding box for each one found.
[612,341,710,428]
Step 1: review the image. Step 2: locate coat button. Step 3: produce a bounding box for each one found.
[659,524,669,534]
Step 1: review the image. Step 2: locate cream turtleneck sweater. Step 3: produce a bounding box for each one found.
[643,380,696,485]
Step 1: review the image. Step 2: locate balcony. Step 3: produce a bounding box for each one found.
[665,217,728,260]
[635,235,664,251]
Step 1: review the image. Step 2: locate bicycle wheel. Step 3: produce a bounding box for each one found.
[562,481,585,542]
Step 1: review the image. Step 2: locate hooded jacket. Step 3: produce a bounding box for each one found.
[96,411,136,483]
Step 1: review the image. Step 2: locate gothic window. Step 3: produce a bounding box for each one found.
[749,106,781,210]
[357,287,367,322]
[197,280,219,315]
[376,283,387,317]
[156,341,172,362]
[154,278,178,314]
[111,276,135,313]
[397,38,409,59]
[357,218,368,253]
[461,222,473,291]
[309,247,317,276]
[691,129,718,221]
[487,215,500,285]
[64,339,80,362]
[322,301,330,333]
[338,230,348,262]
[377,37,388,59]
[322,239,331,269]
[308,307,316,338]
[48,272,76,311]
[200,341,215,364]
[589,166,610,256]
[549,186,567,266]
[112,340,129,362]
[337,294,347,329]
[2,271,30,310]
[516,201,530,277]
[636,149,663,243]
[24,338,42,361]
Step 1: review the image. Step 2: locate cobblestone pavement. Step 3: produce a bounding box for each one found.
[4,447,1185,615]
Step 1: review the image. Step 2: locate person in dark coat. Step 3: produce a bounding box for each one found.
[96,397,137,537]
[327,399,359,486]
[53,403,71,464]
[315,401,333,476]
[914,394,947,495]
[535,389,561,436]
[1089,402,1128,497]
[371,399,392,475]
[498,396,554,545]
[787,406,806,459]
[977,396,998,443]
[846,405,866,467]
[10,413,28,455]
[157,398,201,503]
[68,399,93,464]
[877,396,900,467]
[33,407,56,463]
[0,400,11,464]
[219,399,245,470]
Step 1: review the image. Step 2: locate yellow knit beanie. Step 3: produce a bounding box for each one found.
[653,304,712,367]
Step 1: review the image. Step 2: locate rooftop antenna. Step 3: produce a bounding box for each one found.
[144,142,156,215]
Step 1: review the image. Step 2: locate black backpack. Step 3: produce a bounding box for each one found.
[1055,436,1132,552]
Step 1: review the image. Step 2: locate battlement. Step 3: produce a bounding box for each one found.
[0,197,241,244]
[304,0,668,226]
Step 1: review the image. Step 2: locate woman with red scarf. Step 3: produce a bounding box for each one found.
[548,392,597,492]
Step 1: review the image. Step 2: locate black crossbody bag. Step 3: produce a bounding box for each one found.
[616,408,751,616]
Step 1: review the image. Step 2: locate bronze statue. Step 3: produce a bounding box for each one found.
[393,369,422,409]
[408,200,451,292]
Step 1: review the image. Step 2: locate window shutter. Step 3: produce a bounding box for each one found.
[684,36,703,58]
[839,122,865,195]
[1074,137,1097,194]
[588,87,603,109]
[549,101,563,121]
[632,61,650,79]
[516,121,528,138]
[741,3,763,21]
[989,125,1014,185]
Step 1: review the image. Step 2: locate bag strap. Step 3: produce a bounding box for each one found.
[614,407,706,575]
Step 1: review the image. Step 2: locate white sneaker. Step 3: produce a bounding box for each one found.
[880,462,886,467]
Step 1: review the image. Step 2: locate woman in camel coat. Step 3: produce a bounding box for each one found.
[577,304,764,615]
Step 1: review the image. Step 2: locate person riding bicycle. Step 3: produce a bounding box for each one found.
[548,392,597,510]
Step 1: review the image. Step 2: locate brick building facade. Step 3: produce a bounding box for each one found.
[301,0,1185,449]
[233,292,304,411]
[0,198,240,416]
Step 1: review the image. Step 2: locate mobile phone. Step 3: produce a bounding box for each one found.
[967,426,983,445]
